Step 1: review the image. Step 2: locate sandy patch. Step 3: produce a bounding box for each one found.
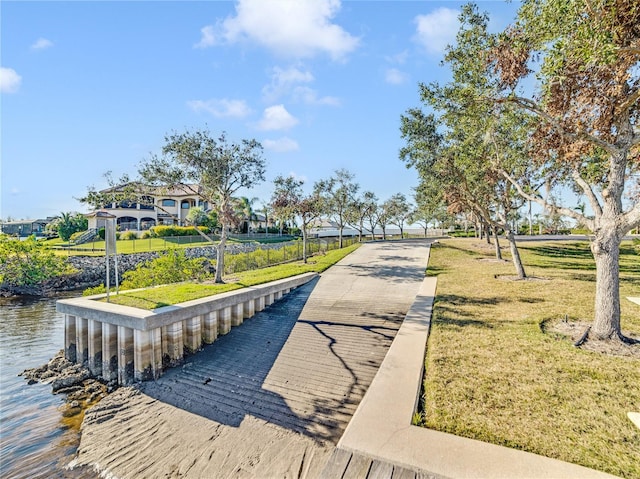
[68,387,332,479]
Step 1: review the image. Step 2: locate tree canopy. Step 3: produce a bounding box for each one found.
[139,129,266,283]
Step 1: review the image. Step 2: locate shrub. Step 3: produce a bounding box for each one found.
[140,231,152,239]
[69,231,85,242]
[119,249,214,289]
[0,235,74,287]
[98,228,106,240]
[83,285,106,296]
[149,225,205,237]
[120,231,138,240]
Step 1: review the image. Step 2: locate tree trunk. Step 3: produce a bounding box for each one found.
[215,224,227,283]
[493,225,502,260]
[302,226,308,263]
[590,231,622,339]
[506,230,526,279]
[338,227,344,249]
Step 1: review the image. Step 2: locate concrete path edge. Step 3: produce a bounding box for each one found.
[337,245,620,479]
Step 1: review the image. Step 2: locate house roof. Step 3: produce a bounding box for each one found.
[100,182,202,198]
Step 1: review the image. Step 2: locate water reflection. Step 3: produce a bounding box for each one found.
[0,293,94,478]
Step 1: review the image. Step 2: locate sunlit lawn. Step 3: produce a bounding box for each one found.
[420,238,640,478]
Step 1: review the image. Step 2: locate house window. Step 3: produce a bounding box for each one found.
[181,200,191,209]
[161,199,176,207]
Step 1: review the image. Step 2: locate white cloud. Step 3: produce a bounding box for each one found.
[414,7,460,55]
[385,50,409,65]
[385,68,409,85]
[292,86,340,106]
[187,98,252,118]
[263,66,340,106]
[263,66,314,102]
[200,0,360,60]
[257,104,299,131]
[263,137,299,153]
[31,38,53,50]
[0,67,22,94]
[194,25,216,49]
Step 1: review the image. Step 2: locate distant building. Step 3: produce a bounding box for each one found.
[0,218,55,237]
[87,184,267,233]
[87,184,205,231]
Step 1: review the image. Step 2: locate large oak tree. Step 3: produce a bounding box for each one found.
[139,129,266,283]
[491,0,640,341]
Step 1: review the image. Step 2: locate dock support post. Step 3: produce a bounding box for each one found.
[102,323,118,382]
[265,293,275,306]
[134,328,162,381]
[231,303,244,326]
[117,326,134,385]
[243,299,255,319]
[164,322,184,366]
[64,315,77,362]
[219,307,232,335]
[203,311,218,344]
[183,317,202,354]
[254,296,266,313]
[76,317,89,365]
[87,319,103,376]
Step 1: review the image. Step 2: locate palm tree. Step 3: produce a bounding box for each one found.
[233,196,259,234]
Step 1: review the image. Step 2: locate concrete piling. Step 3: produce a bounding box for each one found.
[56,273,316,385]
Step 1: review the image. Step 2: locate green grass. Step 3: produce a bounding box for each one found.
[420,238,640,478]
[46,236,219,256]
[100,243,360,309]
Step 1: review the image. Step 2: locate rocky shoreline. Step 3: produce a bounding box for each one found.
[20,350,111,429]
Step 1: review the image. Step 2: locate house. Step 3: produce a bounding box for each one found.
[0,218,55,237]
[88,184,207,232]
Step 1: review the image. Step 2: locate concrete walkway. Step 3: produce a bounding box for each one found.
[71,240,432,478]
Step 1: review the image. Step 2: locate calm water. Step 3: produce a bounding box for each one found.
[0,294,95,478]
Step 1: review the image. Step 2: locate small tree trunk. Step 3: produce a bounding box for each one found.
[485,221,492,244]
[338,227,344,249]
[493,225,502,260]
[215,226,227,283]
[590,231,622,339]
[302,226,308,264]
[506,230,526,279]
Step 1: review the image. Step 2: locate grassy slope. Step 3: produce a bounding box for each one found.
[102,243,360,309]
[422,239,640,478]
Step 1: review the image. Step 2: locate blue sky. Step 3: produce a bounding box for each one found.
[1,0,521,220]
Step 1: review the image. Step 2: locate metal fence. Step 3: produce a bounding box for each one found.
[223,236,358,275]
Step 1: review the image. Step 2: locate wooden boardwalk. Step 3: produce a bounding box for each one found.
[74,240,432,478]
[320,448,446,479]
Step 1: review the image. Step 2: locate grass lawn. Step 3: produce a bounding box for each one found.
[99,243,360,310]
[47,236,217,256]
[420,238,640,478]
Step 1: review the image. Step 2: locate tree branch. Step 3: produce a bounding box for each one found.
[622,201,640,233]
[501,95,618,155]
[618,88,640,121]
[500,169,594,230]
[571,170,603,218]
